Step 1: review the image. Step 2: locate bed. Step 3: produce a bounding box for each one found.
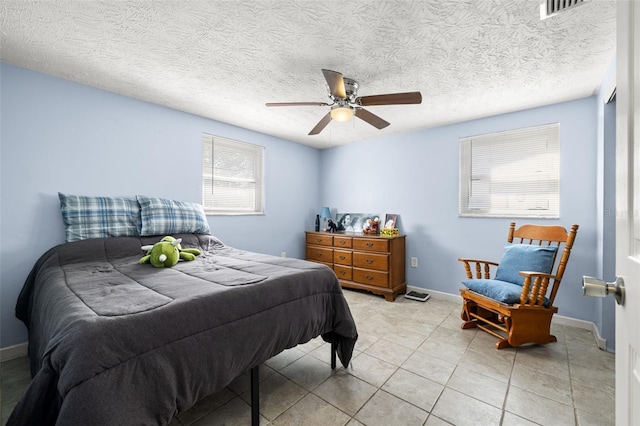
[8,232,358,425]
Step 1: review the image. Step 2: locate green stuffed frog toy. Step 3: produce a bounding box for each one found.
[139,236,201,268]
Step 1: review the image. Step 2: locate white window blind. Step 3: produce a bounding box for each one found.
[459,123,560,218]
[202,134,264,215]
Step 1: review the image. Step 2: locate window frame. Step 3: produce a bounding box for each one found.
[201,133,265,215]
[459,123,560,219]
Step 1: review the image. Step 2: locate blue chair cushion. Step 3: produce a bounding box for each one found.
[494,243,557,286]
[463,279,524,304]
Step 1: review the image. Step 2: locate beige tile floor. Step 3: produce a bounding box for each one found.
[1,289,615,425]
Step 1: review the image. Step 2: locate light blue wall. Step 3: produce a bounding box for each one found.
[320,97,601,324]
[0,63,321,348]
[599,55,617,351]
[601,97,616,351]
[0,61,612,350]
[594,55,617,351]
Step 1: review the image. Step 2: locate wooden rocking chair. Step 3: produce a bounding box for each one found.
[459,222,579,349]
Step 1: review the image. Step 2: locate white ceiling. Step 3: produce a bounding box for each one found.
[1,1,616,149]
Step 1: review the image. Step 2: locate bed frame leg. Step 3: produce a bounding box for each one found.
[250,366,259,426]
[331,338,337,369]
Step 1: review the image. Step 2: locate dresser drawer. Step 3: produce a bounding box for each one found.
[305,232,405,301]
[353,268,389,287]
[306,246,333,263]
[333,236,352,248]
[334,249,352,266]
[333,264,352,281]
[353,238,389,252]
[353,252,389,271]
[306,233,333,246]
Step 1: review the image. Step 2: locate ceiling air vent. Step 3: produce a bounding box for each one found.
[540,0,587,20]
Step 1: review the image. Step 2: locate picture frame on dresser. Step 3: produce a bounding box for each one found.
[335,213,379,233]
[384,214,397,229]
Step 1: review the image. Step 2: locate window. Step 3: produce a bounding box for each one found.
[459,123,559,218]
[201,134,264,215]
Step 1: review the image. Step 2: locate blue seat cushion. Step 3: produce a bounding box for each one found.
[463,278,524,304]
[494,243,557,286]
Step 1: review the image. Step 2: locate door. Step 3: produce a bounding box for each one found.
[615,1,640,423]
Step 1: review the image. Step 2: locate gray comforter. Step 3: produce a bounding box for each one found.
[9,234,357,425]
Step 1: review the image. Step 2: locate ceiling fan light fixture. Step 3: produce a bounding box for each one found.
[330,106,354,122]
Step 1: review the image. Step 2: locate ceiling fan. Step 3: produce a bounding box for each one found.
[266,69,422,135]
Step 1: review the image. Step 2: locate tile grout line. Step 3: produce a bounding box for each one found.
[500,340,520,426]
[565,325,582,426]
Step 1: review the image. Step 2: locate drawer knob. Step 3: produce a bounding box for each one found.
[340,255,346,260]
[340,241,345,245]
[366,259,373,264]
[366,275,374,280]
[366,242,374,247]
[339,271,345,276]
[316,252,323,257]
[316,238,322,242]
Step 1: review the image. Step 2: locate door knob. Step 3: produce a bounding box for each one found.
[582,276,625,305]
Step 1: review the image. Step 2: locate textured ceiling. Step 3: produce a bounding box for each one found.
[1,1,616,149]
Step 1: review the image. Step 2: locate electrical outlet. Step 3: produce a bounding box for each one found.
[411,257,418,267]
[281,251,287,257]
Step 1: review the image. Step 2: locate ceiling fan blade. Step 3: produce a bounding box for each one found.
[355,108,390,129]
[356,91,422,106]
[266,102,329,107]
[308,113,332,135]
[321,69,347,99]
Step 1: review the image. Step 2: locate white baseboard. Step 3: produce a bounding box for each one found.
[409,285,607,350]
[551,314,607,350]
[406,285,462,304]
[592,323,607,350]
[551,313,593,330]
[0,342,28,362]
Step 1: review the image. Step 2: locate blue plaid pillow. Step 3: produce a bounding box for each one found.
[59,193,142,242]
[137,195,210,236]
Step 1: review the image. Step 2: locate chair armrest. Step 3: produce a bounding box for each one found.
[458,258,500,279]
[518,271,558,305]
[518,271,556,279]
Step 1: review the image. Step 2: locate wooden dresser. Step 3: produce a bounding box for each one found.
[305,231,406,301]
